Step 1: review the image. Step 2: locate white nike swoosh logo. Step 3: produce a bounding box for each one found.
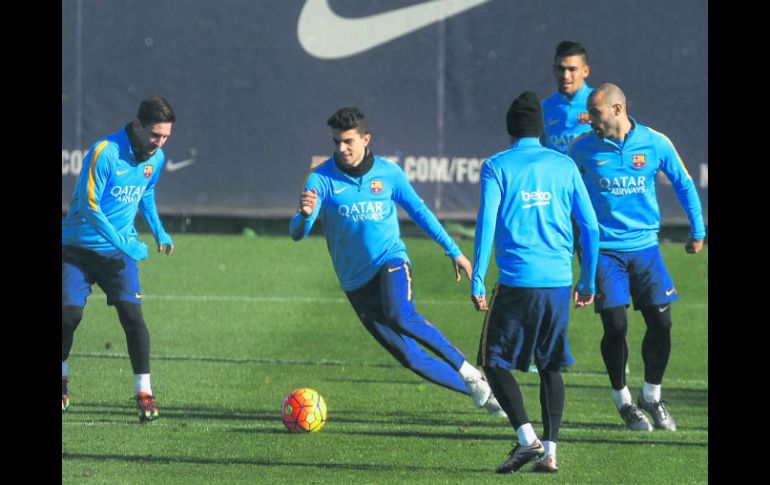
[547,119,559,126]
[166,149,198,172]
[116,170,128,175]
[595,159,611,166]
[665,288,676,296]
[333,187,349,194]
[297,0,492,60]
[659,304,670,312]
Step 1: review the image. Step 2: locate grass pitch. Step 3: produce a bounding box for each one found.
[61,233,707,484]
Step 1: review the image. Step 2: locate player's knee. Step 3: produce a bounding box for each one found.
[115,301,147,331]
[600,306,628,337]
[62,305,83,333]
[642,305,672,333]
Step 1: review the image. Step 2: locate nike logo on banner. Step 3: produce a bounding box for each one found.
[665,288,676,296]
[297,0,492,59]
[595,159,611,166]
[166,148,198,172]
[333,187,349,194]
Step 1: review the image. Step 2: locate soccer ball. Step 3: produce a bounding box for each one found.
[280,388,328,433]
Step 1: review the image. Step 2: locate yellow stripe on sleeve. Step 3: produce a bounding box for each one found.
[648,127,692,178]
[86,141,109,211]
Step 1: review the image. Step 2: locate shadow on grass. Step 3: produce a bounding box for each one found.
[64,402,706,447]
[62,452,491,473]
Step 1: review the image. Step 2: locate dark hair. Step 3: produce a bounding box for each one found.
[554,41,588,63]
[136,96,176,126]
[326,107,368,134]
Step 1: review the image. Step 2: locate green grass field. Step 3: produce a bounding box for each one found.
[61,234,707,484]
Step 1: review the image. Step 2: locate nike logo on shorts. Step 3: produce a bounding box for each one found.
[387,266,402,272]
[665,288,676,296]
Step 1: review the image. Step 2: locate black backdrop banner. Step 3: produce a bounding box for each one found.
[62,0,707,224]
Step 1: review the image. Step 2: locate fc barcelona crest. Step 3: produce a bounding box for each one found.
[631,154,646,170]
[144,165,154,178]
[577,112,590,124]
[370,180,383,194]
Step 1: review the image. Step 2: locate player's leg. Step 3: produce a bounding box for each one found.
[378,260,467,368]
[98,250,158,422]
[378,260,502,413]
[479,285,545,473]
[62,245,96,412]
[61,305,83,412]
[528,286,570,472]
[345,273,470,394]
[629,246,678,430]
[596,251,652,431]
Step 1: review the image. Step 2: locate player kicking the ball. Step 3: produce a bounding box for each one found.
[289,107,505,417]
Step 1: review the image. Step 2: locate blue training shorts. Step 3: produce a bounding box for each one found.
[478,284,571,372]
[62,245,142,307]
[594,245,677,313]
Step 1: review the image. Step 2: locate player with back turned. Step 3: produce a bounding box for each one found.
[61,96,176,422]
[471,91,599,473]
[289,107,505,418]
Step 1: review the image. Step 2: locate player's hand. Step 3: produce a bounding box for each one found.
[298,189,317,217]
[157,233,174,255]
[684,238,703,254]
[452,254,472,282]
[573,289,594,308]
[472,294,488,312]
[158,243,174,255]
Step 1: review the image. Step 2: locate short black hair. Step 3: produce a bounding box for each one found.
[136,96,176,126]
[554,41,588,63]
[326,107,369,134]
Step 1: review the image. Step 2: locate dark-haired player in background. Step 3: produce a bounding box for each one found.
[62,95,176,422]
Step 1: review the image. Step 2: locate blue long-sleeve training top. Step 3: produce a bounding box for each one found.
[542,83,594,154]
[472,138,599,297]
[568,117,706,251]
[62,126,170,260]
[289,156,461,291]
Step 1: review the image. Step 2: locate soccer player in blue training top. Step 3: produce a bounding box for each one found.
[568,83,706,432]
[62,96,176,422]
[471,91,600,473]
[537,40,595,373]
[289,107,505,417]
[542,40,593,155]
